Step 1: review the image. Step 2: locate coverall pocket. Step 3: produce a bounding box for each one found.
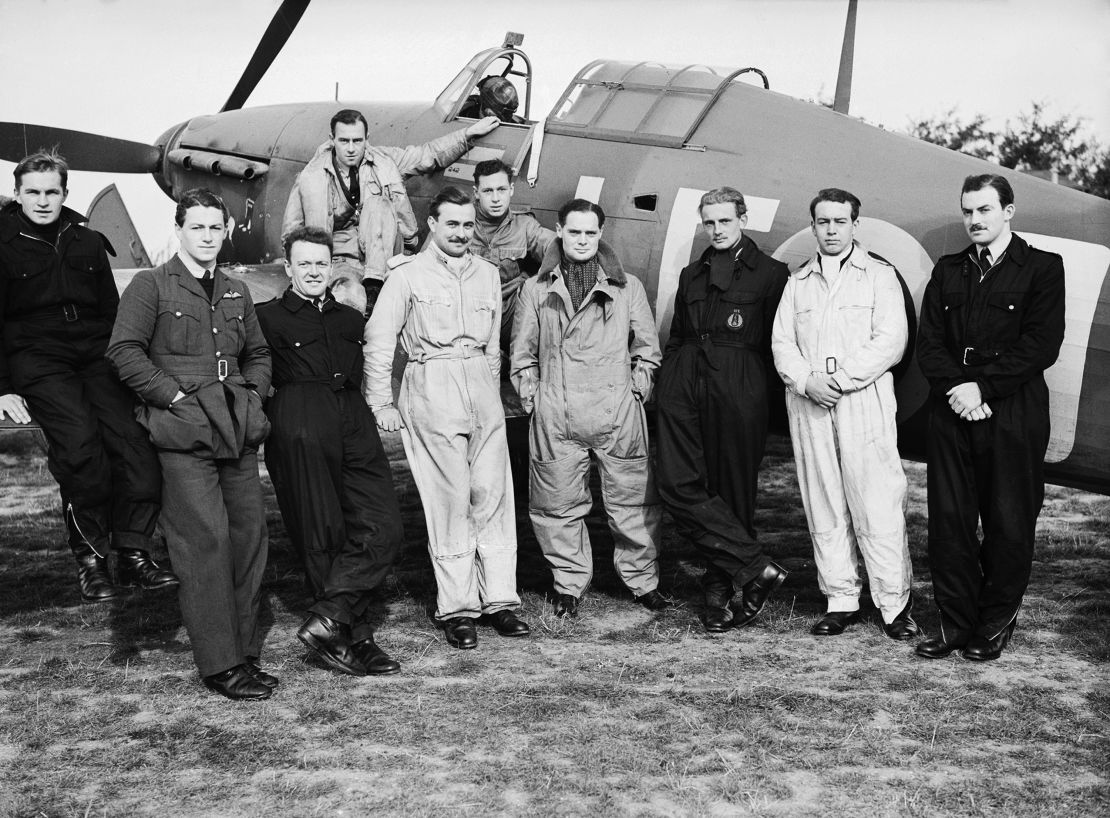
[410,291,455,345]
[986,290,1026,342]
[65,254,102,275]
[719,291,760,334]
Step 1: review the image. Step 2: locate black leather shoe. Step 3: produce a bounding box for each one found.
[444,617,478,649]
[297,614,366,676]
[75,552,125,602]
[351,637,401,675]
[203,664,273,701]
[730,562,788,628]
[883,600,920,641]
[915,630,971,659]
[811,610,858,636]
[116,548,180,590]
[553,593,579,619]
[962,620,1016,662]
[244,657,279,688]
[635,589,674,611]
[486,610,531,637]
[702,607,731,633]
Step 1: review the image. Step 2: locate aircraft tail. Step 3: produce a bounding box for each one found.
[88,184,152,269]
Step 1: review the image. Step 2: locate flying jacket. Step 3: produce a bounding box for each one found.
[107,257,272,459]
[0,201,117,393]
[281,129,471,281]
[916,233,1065,402]
[511,241,661,429]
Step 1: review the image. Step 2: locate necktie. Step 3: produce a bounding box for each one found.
[312,297,323,311]
[979,248,992,271]
[202,269,212,282]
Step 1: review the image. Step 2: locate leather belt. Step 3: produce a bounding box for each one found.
[12,303,97,323]
[962,347,1002,366]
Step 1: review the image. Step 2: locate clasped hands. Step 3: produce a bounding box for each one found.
[946,381,992,422]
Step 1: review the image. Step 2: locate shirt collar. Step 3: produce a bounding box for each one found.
[176,251,214,279]
[970,230,1013,265]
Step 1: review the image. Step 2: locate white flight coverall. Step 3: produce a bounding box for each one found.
[363,243,519,620]
[771,242,912,622]
[510,241,663,599]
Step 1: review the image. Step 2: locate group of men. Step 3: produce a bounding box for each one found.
[0,102,1064,700]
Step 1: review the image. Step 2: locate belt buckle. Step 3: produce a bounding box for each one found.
[63,304,78,322]
[217,358,228,381]
[962,346,974,366]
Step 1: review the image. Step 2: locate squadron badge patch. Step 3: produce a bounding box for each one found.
[726,310,744,330]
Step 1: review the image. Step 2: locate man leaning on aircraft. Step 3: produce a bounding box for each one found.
[281,108,500,313]
[915,174,1065,662]
[0,150,176,603]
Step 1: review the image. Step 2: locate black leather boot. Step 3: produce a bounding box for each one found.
[117,549,180,590]
[73,543,124,603]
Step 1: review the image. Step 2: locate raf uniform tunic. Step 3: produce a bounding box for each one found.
[656,234,788,605]
[257,289,403,641]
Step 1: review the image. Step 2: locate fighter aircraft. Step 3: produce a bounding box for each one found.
[1,0,1107,494]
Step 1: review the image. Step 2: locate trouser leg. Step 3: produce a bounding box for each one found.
[926,407,982,632]
[20,371,113,548]
[158,452,246,677]
[81,359,161,550]
[836,384,911,623]
[320,401,404,642]
[976,391,1048,637]
[218,452,268,662]
[595,396,661,596]
[786,392,861,613]
[529,409,594,597]
[468,387,519,614]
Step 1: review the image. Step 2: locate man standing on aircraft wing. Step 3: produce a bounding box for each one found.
[470,159,555,351]
[108,189,275,700]
[0,151,175,604]
[282,109,501,313]
[656,187,789,633]
[915,174,1065,662]
[511,199,667,619]
[771,188,916,640]
[257,227,404,678]
[363,185,529,650]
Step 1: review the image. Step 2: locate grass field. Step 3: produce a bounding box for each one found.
[0,426,1106,817]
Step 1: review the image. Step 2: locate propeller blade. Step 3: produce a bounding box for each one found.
[220,0,311,112]
[0,122,161,173]
[833,0,858,114]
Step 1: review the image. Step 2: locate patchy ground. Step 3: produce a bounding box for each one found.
[0,428,1106,817]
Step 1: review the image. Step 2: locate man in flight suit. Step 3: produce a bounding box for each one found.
[0,151,174,602]
[459,76,526,123]
[282,108,501,311]
[656,187,789,633]
[771,188,916,640]
[108,189,274,700]
[364,185,529,650]
[916,174,1065,661]
[511,199,667,618]
[469,159,554,351]
[257,227,404,677]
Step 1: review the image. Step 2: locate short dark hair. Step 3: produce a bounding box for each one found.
[699,187,747,219]
[961,173,1014,209]
[810,188,862,221]
[283,226,333,260]
[429,185,474,219]
[330,108,369,136]
[174,188,228,227]
[14,149,69,191]
[473,159,514,185]
[557,198,605,228]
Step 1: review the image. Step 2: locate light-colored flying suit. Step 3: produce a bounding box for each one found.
[363,243,519,620]
[771,242,911,622]
[511,241,663,598]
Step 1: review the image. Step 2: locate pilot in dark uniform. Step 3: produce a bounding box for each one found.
[915,174,1065,662]
[656,187,789,633]
[257,227,404,677]
[459,76,526,124]
[0,151,174,602]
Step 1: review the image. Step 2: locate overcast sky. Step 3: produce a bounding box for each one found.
[2,0,1107,251]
